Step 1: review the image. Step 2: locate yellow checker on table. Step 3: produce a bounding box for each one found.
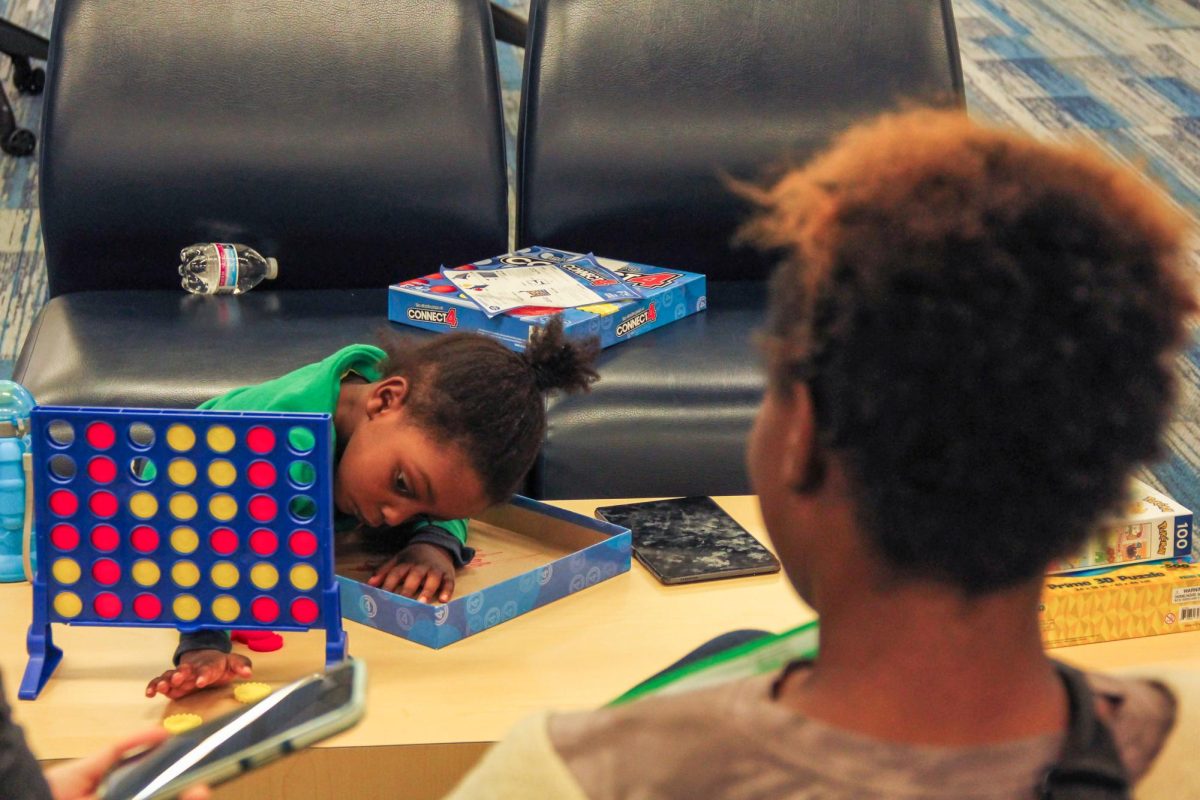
[234,682,273,704]
[163,713,203,734]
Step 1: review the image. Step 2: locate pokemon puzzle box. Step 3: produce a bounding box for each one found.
[388,246,707,352]
[1046,478,1192,575]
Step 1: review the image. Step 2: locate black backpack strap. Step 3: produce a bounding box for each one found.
[1039,662,1131,800]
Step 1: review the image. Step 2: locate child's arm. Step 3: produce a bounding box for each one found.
[405,517,474,566]
[367,517,475,603]
[174,630,233,662]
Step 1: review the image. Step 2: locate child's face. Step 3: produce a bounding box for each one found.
[336,408,490,528]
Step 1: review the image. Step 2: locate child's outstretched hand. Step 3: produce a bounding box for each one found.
[145,649,252,700]
[367,542,456,603]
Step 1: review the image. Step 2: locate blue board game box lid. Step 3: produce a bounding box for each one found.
[389,247,708,353]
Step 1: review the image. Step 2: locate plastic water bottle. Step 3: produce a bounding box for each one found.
[179,243,279,295]
[0,380,34,583]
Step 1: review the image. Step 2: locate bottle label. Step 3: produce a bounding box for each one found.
[213,243,239,290]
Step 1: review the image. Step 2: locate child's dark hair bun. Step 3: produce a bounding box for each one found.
[523,315,600,394]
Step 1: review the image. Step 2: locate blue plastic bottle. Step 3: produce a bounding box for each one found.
[0,380,34,582]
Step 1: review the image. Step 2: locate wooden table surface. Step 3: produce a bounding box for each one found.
[3,496,1198,799]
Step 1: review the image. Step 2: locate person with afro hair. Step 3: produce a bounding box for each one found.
[447,109,1200,799]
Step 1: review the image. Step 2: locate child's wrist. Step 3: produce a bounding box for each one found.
[173,629,233,664]
[405,529,473,568]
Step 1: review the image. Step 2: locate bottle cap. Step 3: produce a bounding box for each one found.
[265,258,279,280]
[0,381,34,436]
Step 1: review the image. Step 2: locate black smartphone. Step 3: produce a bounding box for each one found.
[595,496,781,585]
[100,659,366,800]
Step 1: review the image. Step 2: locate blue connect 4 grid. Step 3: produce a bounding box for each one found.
[20,406,346,700]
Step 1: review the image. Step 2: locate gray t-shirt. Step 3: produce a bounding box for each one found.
[547,665,1174,799]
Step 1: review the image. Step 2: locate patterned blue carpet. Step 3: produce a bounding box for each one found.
[951,0,1200,512]
[1,0,1199,509]
[0,0,49,382]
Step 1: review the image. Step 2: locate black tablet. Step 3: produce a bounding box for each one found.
[100,659,366,800]
[595,496,781,585]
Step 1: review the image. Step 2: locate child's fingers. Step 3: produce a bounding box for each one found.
[146,670,177,698]
[229,654,254,677]
[161,675,200,699]
[169,664,194,686]
[379,563,413,594]
[417,570,446,604]
[399,565,430,599]
[437,574,455,604]
[194,660,229,689]
[366,556,399,587]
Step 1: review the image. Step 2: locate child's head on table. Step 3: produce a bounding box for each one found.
[146,317,599,701]
[335,317,598,527]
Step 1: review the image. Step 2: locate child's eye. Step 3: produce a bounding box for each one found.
[393,472,411,496]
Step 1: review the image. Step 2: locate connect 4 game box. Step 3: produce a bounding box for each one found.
[337,497,632,648]
[20,406,346,699]
[388,247,707,352]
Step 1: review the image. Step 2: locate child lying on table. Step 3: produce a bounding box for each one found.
[146,318,598,700]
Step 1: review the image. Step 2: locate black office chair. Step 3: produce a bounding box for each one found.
[519,0,964,499]
[15,0,509,408]
[0,17,48,156]
[0,5,518,160]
